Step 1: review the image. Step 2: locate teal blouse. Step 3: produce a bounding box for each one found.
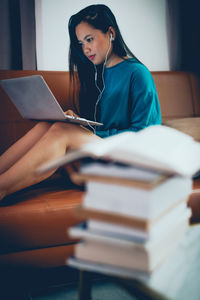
[95,58,161,138]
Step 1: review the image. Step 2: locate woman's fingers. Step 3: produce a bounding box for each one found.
[65,110,79,118]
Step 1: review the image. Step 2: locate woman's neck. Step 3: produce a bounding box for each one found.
[106,54,128,68]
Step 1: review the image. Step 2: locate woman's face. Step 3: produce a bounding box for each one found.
[75,21,112,65]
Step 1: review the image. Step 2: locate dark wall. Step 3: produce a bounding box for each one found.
[0,0,36,70]
[167,0,200,75]
[180,0,200,75]
[0,0,16,69]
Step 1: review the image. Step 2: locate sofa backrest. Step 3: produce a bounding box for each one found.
[0,70,200,154]
[152,71,200,120]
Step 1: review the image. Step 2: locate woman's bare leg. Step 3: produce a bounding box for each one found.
[0,123,100,200]
[0,122,51,174]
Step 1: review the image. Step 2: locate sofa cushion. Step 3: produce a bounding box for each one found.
[0,175,84,254]
[163,117,200,141]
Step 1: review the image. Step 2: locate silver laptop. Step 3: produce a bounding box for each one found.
[0,75,103,127]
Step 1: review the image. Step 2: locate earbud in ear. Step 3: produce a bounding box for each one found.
[110,33,114,41]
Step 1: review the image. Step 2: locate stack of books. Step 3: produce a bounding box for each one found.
[38,125,200,280]
[67,161,191,280]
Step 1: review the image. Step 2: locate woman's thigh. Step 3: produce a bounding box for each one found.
[47,122,101,150]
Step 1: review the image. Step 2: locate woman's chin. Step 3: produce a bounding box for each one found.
[94,60,104,66]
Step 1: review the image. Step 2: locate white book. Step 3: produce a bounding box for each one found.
[83,176,192,219]
[38,125,200,177]
[87,204,190,242]
[69,207,190,246]
[74,217,188,272]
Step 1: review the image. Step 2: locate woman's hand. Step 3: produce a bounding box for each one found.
[65,110,79,118]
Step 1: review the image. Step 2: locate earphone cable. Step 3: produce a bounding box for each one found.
[93,38,112,133]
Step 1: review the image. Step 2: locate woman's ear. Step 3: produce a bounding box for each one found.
[108,26,116,41]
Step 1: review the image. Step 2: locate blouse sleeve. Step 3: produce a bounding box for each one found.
[128,65,161,131]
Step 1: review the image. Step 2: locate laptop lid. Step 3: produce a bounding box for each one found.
[0,75,103,127]
[0,75,67,120]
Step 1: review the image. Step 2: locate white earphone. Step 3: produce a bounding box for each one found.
[110,33,114,41]
[90,32,114,133]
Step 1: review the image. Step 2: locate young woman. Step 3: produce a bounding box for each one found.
[0,4,161,201]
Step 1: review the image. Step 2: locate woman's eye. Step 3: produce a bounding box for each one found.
[78,37,94,48]
[87,37,93,43]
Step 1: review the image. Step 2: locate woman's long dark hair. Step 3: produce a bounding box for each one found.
[68,4,139,119]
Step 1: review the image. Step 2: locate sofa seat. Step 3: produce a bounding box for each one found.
[0,173,84,268]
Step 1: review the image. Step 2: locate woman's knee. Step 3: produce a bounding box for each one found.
[34,121,52,133]
[42,122,74,144]
[33,122,71,140]
[48,122,81,136]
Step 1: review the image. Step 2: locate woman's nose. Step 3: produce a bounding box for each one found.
[83,43,90,55]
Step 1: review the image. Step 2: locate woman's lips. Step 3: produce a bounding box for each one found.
[88,55,95,61]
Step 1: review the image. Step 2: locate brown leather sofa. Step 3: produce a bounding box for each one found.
[0,70,200,272]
